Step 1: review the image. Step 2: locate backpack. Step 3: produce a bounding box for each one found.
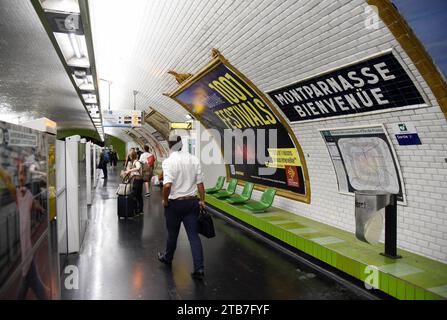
[103,152,110,163]
[140,154,154,180]
[147,154,155,167]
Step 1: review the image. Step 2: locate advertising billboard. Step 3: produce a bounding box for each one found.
[168,50,310,202]
[0,121,51,298]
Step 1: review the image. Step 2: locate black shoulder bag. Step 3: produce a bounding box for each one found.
[197,207,216,238]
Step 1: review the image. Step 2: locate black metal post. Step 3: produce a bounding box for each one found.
[381,194,402,259]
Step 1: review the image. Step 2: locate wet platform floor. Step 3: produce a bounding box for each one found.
[61,166,367,300]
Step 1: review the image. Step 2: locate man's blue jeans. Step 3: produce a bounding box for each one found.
[164,198,204,272]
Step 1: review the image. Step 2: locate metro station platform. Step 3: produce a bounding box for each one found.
[61,168,370,300]
[206,195,447,300]
[1,0,447,304]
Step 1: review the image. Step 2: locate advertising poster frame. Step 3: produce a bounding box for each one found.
[0,120,54,298]
[167,49,311,203]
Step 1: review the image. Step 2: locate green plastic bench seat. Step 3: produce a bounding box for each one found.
[205,176,225,194]
[226,182,254,204]
[214,179,238,199]
[244,188,276,212]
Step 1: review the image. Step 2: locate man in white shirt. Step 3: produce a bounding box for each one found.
[139,145,155,197]
[158,135,206,279]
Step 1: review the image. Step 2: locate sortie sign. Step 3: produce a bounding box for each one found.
[267,52,426,122]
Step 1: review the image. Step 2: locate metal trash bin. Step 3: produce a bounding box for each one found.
[355,190,390,244]
[355,190,401,259]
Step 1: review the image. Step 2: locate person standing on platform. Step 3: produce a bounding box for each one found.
[112,150,118,167]
[124,148,135,171]
[157,135,206,279]
[136,147,143,159]
[124,150,144,215]
[139,145,155,197]
[99,148,108,179]
[109,150,115,167]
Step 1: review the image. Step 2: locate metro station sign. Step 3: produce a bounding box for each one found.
[170,122,193,130]
[102,109,142,127]
[267,51,427,122]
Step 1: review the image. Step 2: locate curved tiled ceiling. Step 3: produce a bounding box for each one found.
[3,0,438,145]
[104,127,134,143]
[133,126,168,159]
[0,0,94,130]
[88,0,202,127]
[105,124,162,148]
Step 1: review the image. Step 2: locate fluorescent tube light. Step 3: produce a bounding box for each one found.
[69,33,81,58]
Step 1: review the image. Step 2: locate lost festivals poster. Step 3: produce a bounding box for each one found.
[169,52,310,202]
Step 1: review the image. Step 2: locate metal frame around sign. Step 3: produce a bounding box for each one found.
[318,123,407,206]
[266,49,430,125]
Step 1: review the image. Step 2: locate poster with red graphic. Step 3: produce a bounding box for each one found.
[285,165,300,187]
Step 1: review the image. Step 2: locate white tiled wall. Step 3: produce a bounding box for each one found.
[211,0,447,263]
[227,1,447,263]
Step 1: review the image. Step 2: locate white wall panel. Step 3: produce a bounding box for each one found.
[56,140,67,254]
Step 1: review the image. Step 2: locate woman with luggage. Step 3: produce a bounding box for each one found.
[123,148,135,171]
[124,150,144,215]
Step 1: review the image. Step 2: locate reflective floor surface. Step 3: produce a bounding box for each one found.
[61,165,367,300]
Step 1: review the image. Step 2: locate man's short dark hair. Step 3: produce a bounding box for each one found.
[144,145,150,152]
[168,135,182,151]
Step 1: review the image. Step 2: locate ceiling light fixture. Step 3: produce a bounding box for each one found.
[37,1,103,137]
[40,0,80,14]
[74,69,87,78]
[83,93,97,104]
[69,33,82,58]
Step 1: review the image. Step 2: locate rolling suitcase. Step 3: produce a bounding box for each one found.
[117,194,136,219]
